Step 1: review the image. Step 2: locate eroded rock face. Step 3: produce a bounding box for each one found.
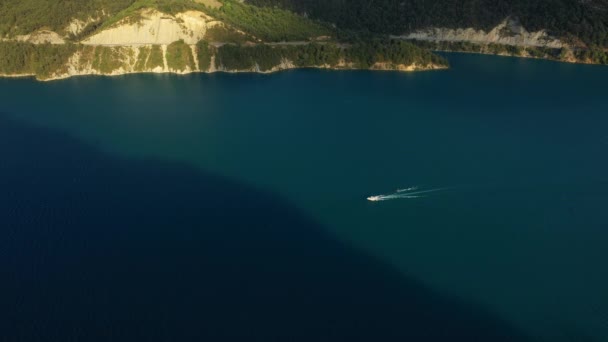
[66,17,101,37]
[398,18,565,48]
[12,30,66,44]
[83,10,221,46]
[50,44,199,80]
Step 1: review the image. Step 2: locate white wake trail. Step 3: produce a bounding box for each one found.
[397,186,418,193]
[367,187,448,202]
[393,195,423,199]
[396,187,449,197]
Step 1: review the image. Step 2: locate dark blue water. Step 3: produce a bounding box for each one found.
[1,54,608,341]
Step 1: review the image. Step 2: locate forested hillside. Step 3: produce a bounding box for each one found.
[0,0,449,80]
[246,0,608,47]
[0,0,331,41]
[1,0,605,80]
[0,0,133,36]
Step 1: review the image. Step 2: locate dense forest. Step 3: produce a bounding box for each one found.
[166,40,196,71]
[345,40,449,68]
[0,0,133,36]
[216,41,448,71]
[0,42,77,77]
[206,0,331,41]
[246,0,608,47]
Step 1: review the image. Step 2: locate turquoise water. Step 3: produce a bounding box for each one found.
[2,54,608,341]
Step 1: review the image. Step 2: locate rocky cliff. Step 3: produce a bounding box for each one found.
[83,10,221,46]
[396,19,565,49]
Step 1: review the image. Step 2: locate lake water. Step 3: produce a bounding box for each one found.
[1,54,608,341]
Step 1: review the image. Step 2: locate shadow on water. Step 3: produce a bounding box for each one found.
[0,114,529,341]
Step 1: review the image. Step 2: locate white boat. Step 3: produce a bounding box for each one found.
[367,195,382,201]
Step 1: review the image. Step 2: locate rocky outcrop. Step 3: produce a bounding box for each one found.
[66,16,102,36]
[8,30,65,44]
[397,18,565,48]
[83,10,221,46]
[370,62,445,72]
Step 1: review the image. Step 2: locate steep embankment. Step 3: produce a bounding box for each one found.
[396,19,565,49]
[83,9,221,45]
[45,42,204,80]
[392,18,591,63]
[392,18,608,65]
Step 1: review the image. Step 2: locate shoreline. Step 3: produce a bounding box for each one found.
[0,63,448,82]
[402,39,607,66]
[6,48,606,82]
[433,49,603,66]
[0,73,36,79]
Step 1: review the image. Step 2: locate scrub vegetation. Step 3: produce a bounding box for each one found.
[91,46,129,73]
[196,41,213,71]
[166,40,195,71]
[0,0,133,37]
[133,45,165,71]
[215,41,448,71]
[148,45,165,69]
[204,25,253,44]
[206,0,332,42]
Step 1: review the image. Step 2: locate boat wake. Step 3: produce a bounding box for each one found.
[367,186,448,202]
